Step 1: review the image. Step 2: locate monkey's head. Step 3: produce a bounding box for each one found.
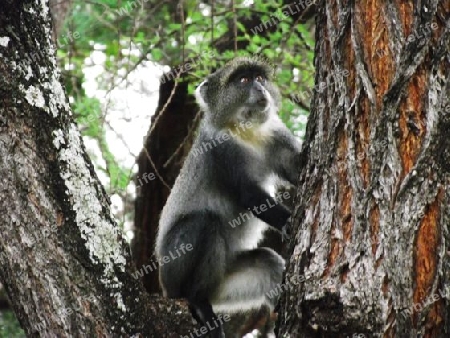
[195,57,281,129]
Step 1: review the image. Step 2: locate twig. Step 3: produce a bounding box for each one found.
[163,110,202,168]
[140,71,182,190]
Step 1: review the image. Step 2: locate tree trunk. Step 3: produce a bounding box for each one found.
[133,79,198,294]
[0,2,195,336]
[49,0,73,40]
[278,1,450,337]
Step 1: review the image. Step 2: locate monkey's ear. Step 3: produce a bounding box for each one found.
[195,80,209,111]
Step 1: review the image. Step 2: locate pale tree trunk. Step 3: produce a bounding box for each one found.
[278,0,450,337]
[0,1,195,336]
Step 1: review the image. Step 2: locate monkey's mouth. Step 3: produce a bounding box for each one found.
[240,107,269,123]
[237,96,270,123]
[256,97,268,107]
[244,97,268,110]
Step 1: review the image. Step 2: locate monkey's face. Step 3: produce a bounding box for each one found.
[233,73,274,124]
[195,58,281,129]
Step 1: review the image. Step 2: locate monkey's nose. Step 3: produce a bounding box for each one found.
[257,97,267,106]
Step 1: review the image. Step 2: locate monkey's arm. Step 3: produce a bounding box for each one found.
[212,140,291,231]
[268,129,302,185]
[238,180,291,231]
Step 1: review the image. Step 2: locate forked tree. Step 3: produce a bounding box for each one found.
[0,0,449,337]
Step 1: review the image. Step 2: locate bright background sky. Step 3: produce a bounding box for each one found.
[80,47,170,239]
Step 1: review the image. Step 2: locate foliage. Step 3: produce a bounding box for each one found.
[0,311,25,338]
[61,0,314,124]
[57,0,315,212]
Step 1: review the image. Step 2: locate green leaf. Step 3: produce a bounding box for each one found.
[151,49,163,61]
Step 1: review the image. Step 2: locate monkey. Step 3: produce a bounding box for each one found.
[156,57,301,337]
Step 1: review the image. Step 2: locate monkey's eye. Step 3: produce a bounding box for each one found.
[240,77,250,83]
[255,75,265,83]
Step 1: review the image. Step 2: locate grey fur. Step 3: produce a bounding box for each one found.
[156,57,301,337]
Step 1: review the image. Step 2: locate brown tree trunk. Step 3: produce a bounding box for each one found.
[49,0,73,40]
[278,1,450,337]
[0,2,196,336]
[133,79,198,294]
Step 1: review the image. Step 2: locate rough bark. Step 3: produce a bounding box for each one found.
[0,1,196,336]
[278,1,450,337]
